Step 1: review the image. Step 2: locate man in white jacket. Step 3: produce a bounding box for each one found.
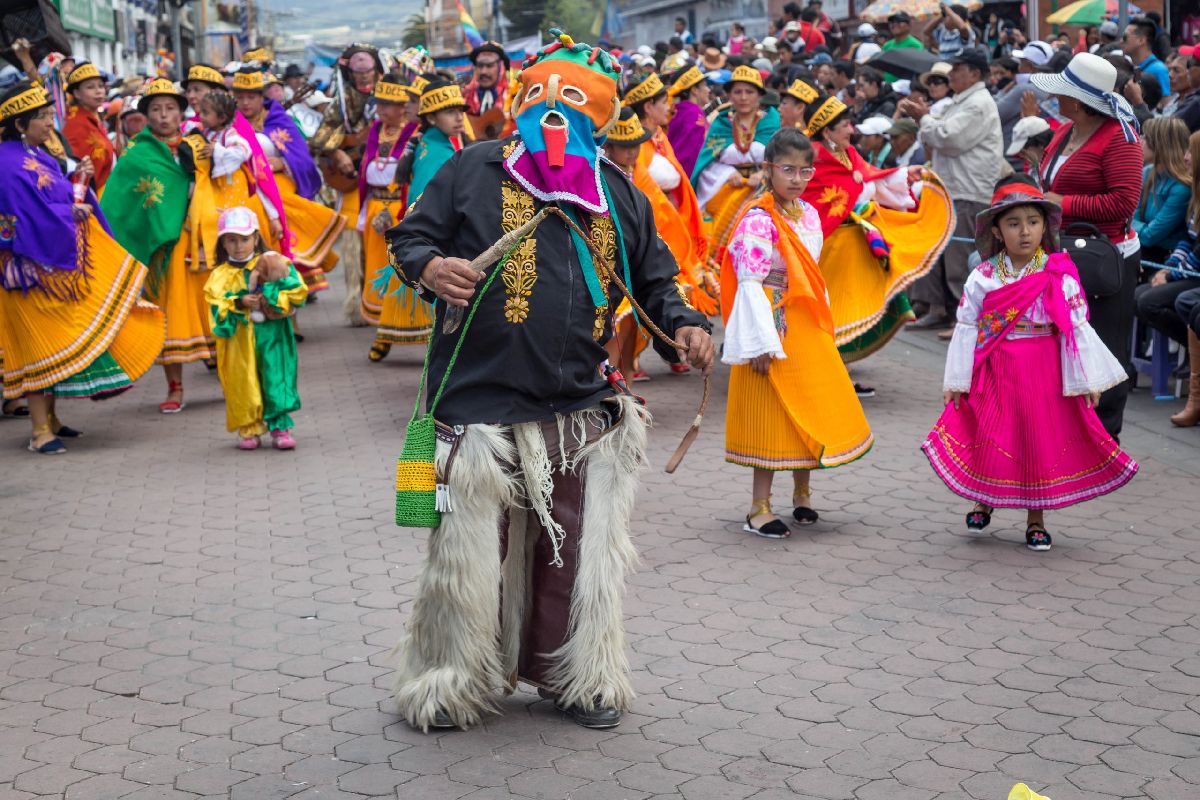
[898,47,1003,329]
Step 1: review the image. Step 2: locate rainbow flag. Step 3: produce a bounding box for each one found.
[456,0,485,50]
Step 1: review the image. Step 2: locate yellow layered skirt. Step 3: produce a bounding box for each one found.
[360,195,401,326]
[706,183,755,261]
[725,292,873,471]
[275,174,345,292]
[147,239,215,364]
[822,180,954,353]
[1,217,165,398]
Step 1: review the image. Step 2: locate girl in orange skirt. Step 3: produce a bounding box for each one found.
[722,128,873,537]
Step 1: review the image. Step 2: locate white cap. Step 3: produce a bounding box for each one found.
[855,42,882,65]
[760,36,779,53]
[1012,40,1054,67]
[1006,115,1051,156]
[218,206,260,237]
[636,45,653,57]
[892,78,911,95]
[784,20,800,32]
[857,23,878,37]
[1099,20,1119,37]
[857,115,893,136]
[305,90,331,108]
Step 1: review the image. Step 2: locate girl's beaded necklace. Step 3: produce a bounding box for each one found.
[996,248,1046,284]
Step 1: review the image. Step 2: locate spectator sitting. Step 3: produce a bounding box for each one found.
[831,60,854,101]
[1177,53,1200,133]
[899,47,1003,330]
[856,115,893,166]
[1122,19,1170,100]
[1123,72,1164,124]
[1131,117,1191,263]
[920,62,954,116]
[885,117,924,167]
[926,4,976,59]
[1032,51,1144,439]
[906,80,932,107]
[1006,115,1053,181]
[855,67,898,121]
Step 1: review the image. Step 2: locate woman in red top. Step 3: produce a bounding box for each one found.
[1032,53,1142,439]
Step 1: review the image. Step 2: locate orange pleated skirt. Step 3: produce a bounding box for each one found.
[1,216,165,398]
[725,291,873,471]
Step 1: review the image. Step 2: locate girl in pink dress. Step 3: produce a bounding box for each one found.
[921,176,1137,551]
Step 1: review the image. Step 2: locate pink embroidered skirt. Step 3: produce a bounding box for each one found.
[922,333,1137,509]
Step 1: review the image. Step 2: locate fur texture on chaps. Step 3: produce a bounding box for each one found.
[391,423,518,731]
[339,229,367,326]
[392,396,649,728]
[543,396,647,712]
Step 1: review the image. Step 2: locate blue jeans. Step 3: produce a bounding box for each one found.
[1176,287,1200,337]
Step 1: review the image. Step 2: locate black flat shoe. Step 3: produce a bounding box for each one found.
[792,505,819,525]
[429,709,457,729]
[966,504,992,532]
[744,514,790,539]
[1026,524,1052,552]
[538,688,622,729]
[54,425,82,438]
[854,382,876,398]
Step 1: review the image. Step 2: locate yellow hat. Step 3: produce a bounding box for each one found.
[66,62,103,90]
[726,64,765,93]
[0,86,50,122]
[804,96,849,138]
[232,70,266,92]
[409,75,430,96]
[265,72,283,86]
[242,47,274,65]
[785,79,819,105]
[622,72,665,107]
[183,63,224,89]
[419,80,466,116]
[608,107,653,145]
[374,79,412,104]
[137,78,187,114]
[667,66,705,98]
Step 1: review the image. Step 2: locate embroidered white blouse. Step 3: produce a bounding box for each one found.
[944,255,1128,395]
[205,127,280,220]
[722,202,825,364]
[696,141,766,210]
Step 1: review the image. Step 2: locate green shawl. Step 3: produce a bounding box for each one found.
[690,106,780,187]
[100,130,190,281]
[410,127,460,202]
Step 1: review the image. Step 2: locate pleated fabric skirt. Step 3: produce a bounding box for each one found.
[820,182,952,353]
[374,273,434,346]
[0,216,165,399]
[922,334,1138,509]
[360,196,403,326]
[148,239,215,365]
[725,293,873,471]
[275,174,345,290]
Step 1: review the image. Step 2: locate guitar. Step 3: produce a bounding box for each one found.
[319,129,365,194]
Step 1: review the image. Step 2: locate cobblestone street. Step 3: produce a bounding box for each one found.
[2,279,1199,800]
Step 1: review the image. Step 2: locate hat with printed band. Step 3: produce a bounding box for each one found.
[374,79,412,104]
[725,64,765,93]
[182,63,225,90]
[608,106,653,145]
[66,62,104,90]
[784,78,819,104]
[137,78,188,114]
[667,65,705,97]
[418,79,466,116]
[622,72,666,106]
[232,69,266,92]
[0,85,50,122]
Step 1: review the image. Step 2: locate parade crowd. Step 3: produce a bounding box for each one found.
[0,3,1196,732]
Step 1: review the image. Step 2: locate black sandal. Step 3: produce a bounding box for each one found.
[966,504,992,532]
[792,493,819,525]
[2,399,29,418]
[368,343,390,362]
[744,500,791,539]
[1025,524,1052,552]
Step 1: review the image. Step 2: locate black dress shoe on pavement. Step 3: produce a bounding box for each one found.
[429,709,457,729]
[538,688,623,729]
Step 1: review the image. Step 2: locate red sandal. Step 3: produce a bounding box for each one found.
[159,380,186,414]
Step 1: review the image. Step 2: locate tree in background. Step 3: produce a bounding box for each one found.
[402,12,428,49]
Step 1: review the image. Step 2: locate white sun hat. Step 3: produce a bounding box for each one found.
[856,115,893,136]
[1030,51,1139,142]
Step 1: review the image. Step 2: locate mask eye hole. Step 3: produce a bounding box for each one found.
[524,83,544,103]
[561,85,587,105]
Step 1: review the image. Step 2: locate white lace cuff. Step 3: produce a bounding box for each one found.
[1062,323,1129,396]
[943,323,976,391]
[722,282,785,364]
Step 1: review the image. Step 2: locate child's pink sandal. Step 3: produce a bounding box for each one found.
[271,429,296,450]
[238,436,261,450]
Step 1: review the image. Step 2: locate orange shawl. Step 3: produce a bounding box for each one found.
[639,130,709,265]
[720,192,833,337]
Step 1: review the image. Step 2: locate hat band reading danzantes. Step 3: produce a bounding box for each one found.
[805,96,846,137]
[0,87,50,121]
[188,65,224,85]
[787,79,819,104]
[232,72,265,91]
[609,116,647,142]
[1060,64,1138,143]
[419,85,465,115]
[67,63,102,87]
[374,82,410,102]
[668,66,704,97]
[624,73,664,106]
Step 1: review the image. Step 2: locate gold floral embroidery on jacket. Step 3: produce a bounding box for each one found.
[500,180,537,324]
[589,214,616,340]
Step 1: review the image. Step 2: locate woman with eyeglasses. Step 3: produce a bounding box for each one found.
[720,127,872,538]
[0,81,165,454]
[799,92,954,376]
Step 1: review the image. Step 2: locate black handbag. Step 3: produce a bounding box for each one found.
[1061,221,1124,298]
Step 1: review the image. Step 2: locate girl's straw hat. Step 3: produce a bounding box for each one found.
[974,175,1061,260]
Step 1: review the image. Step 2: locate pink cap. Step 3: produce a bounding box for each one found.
[218,206,259,237]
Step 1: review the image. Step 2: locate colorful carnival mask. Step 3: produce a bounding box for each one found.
[504,30,621,213]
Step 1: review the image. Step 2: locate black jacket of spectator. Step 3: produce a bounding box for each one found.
[857,85,898,122]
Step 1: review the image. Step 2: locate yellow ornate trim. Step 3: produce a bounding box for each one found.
[410,76,430,96]
[500,180,537,324]
[0,88,50,121]
[142,78,184,104]
[374,81,411,103]
[419,85,466,116]
[805,97,847,138]
[623,73,664,106]
[232,71,265,92]
[667,66,704,98]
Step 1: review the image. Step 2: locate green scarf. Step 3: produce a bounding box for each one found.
[100,130,190,291]
[690,106,780,187]
[410,127,459,201]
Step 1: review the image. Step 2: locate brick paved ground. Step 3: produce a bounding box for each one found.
[2,277,1199,800]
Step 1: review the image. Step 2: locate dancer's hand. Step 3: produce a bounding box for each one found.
[676,326,716,374]
[750,354,772,374]
[72,203,92,221]
[420,256,482,307]
[268,218,284,245]
[1087,391,1101,408]
[944,390,963,409]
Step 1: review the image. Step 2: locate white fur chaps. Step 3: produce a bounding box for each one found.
[392,397,647,730]
[339,228,367,326]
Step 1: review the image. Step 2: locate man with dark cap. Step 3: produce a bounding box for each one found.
[464,41,513,140]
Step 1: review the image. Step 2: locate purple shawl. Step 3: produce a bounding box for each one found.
[0,141,108,298]
[263,99,322,200]
[667,100,708,180]
[357,120,418,210]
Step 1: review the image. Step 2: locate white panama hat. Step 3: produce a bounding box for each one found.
[1030,52,1139,142]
